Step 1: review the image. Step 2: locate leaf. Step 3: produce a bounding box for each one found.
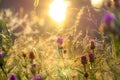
[24,73,29,79]
[16,71,22,80]
[7,67,14,73]
[22,64,27,69]
[73,68,84,74]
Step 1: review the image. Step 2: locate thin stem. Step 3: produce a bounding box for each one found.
[84,65,86,72]
[0,66,7,77]
[92,49,94,54]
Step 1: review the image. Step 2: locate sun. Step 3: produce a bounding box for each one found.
[91,0,104,8]
[49,0,68,23]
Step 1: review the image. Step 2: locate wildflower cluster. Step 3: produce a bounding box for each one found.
[81,53,95,76]
[0,0,120,80]
[80,40,96,79]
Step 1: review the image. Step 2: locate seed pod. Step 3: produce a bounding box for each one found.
[22,52,26,59]
[64,50,67,54]
[29,51,35,60]
[84,72,89,78]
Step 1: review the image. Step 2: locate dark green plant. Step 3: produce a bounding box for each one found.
[0,20,13,78]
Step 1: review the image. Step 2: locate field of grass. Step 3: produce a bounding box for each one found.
[0,0,120,80]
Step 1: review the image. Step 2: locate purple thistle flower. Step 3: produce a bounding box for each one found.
[10,74,17,80]
[88,53,94,63]
[57,37,63,45]
[33,74,42,80]
[102,11,115,23]
[0,51,4,58]
[32,63,37,68]
[81,56,87,65]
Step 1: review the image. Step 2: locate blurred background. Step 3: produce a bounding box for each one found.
[0,0,104,36]
[0,0,120,80]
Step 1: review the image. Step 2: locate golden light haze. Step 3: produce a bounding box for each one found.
[49,0,68,23]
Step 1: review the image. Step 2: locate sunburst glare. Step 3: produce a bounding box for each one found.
[91,0,104,8]
[49,0,68,23]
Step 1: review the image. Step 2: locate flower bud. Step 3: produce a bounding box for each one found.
[90,40,95,50]
[81,56,87,65]
[22,52,26,59]
[0,51,4,58]
[29,51,35,60]
[33,74,42,80]
[88,53,94,63]
[57,37,63,45]
[84,72,89,78]
[10,74,17,80]
[64,50,67,54]
[32,63,37,68]
[31,63,37,75]
[0,51,4,66]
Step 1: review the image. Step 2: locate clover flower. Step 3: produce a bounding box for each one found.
[81,56,87,65]
[10,74,17,80]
